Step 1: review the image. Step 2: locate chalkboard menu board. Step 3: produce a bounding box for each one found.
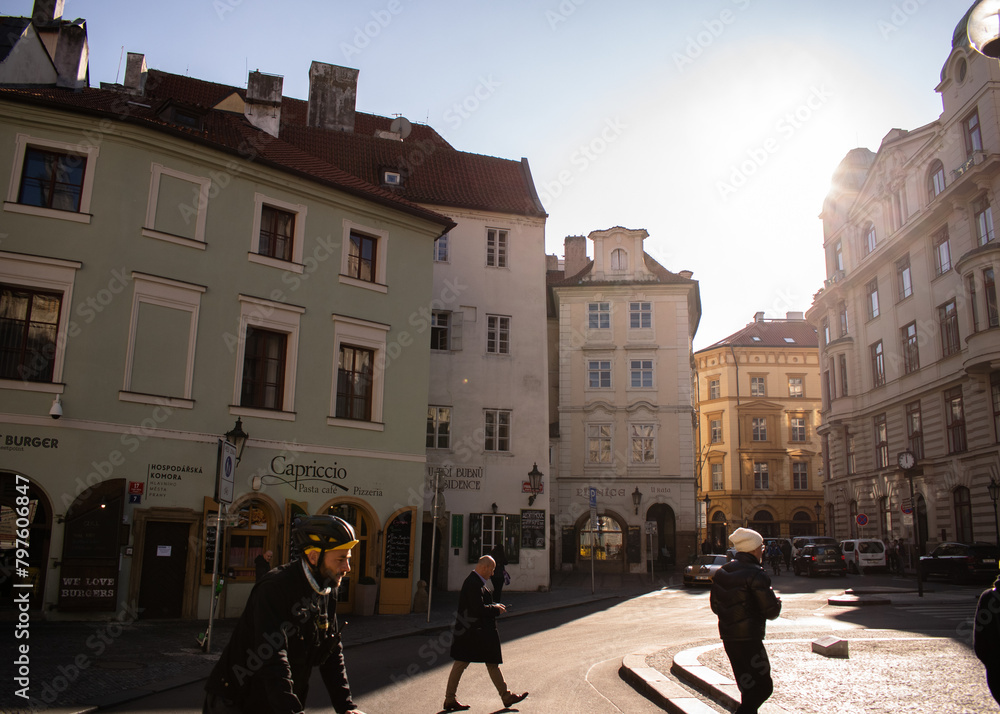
[520,509,545,549]
[383,511,412,578]
[204,515,218,575]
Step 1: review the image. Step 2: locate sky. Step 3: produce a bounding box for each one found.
[4,0,978,349]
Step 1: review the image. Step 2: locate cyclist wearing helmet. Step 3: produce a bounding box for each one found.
[204,515,366,714]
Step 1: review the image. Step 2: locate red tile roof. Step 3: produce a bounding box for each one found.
[698,318,818,351]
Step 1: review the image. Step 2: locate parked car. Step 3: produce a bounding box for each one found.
[840,539,887,573]
[791,536,837,559]
[919,542,1000,583]
[684,554,730,587]
[793,544,847,577]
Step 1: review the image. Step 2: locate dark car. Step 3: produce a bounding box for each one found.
[683,554,730,587]
[919,542,1000,582]
[793,543,847,577]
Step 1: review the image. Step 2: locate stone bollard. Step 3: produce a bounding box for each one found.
[812,635,849,658]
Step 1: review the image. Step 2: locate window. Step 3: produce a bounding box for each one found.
[336,344,374,420]
[751,416,767,441]
[873,413,889,469]
[611,248,628,271]
[434,232,449,262]
[241,327,287,410]
[630,424,655,463]
[426,406,451,449]
[629,301,651,328]
[871,340,885,387]
[964,109,983,156]
[226,499,274,582]
[630,359,653,388]
[992,373,1000,443]
[789,416,806,442]
[486,315,510,354]
[431,311,450,351]
[788,377,804,398]
[970,274,981,334]
[258,205,295,262]
[480,513,505,559]
[587,424,611,463]
[839,354,849,397]
[750,376,766,397]
[906,401,923,460]
[975,196,995,246]
[484,409,511,452]
[897,255,912,300]
[144,163,212,247]
[987,268,999,328]
[838,302,849,337]
[588,360,611,389]
[710,418,722,444]
[753,462,769,490]
[901,322,920,374]
[711,463,724,491]
[0,284,61,382]
[17,146,86,212]
[339,221,388,291]
[928,160,945,200]
[792,463,808,490]
[863,222,876,256]
[933,227,951,275]
[708,378,720,400]
[866,278,880,320]
[845,428,856,475]
[588,302,610,329]
[347,231,377,282]
[835,241,844,272]
[486,228,508,268]
[945,387,967,453]
[955,487,973,543]
[822,318,830,346]
[939,299,961,357]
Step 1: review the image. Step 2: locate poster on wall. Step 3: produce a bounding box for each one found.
[520,509,545,549]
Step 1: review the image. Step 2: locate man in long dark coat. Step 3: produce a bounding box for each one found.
[443,555,528,712]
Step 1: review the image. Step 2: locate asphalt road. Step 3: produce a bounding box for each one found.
[103,571,988,713]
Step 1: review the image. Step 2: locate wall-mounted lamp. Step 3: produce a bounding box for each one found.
[49,395,62,419]
[225,417,249,463]
[491,502,498,514]
[527,463,543,506]
[632,486,643,515]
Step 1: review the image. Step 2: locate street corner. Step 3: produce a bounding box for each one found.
[620,643,723,713]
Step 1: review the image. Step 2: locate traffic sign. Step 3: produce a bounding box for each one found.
[588,487,597,508]
[218,439,237,504]
[900,501,913,515]
[856,513,868,526]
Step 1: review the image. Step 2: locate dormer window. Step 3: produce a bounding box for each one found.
[382,170,402,186]
[611,248,628,271]
[158,103,204,131]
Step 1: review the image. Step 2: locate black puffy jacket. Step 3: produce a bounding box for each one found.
[710,551,782,641]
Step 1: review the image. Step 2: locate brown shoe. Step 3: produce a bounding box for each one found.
[443,701,470,712]
[502,691,528,708]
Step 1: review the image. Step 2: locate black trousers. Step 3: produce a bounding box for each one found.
[723,639,773,714]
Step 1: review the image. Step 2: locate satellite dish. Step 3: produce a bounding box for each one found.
[390,116,412,139]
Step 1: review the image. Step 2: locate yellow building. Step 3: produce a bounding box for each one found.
[695,312,823,549]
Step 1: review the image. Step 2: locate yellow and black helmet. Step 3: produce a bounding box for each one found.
[292,515,359,554]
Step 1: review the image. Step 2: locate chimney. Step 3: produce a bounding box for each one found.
[245,70,283,138]
[545,254,559,272]
[32,0,64,25]
[678,270,694,279]
[53,19,88,89]
[754,311,765,323]
[786,311,805,320]
[123,52,147,95]
[563,236,589,278]
[307,61,358,133]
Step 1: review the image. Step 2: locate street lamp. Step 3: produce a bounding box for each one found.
[527,463,543,506]
[814,501,822,536]
[703,493,712,548]
[969,0,1000,58]
[225,417,249,463]
[989,477,1000,545]
[632,487,643,516]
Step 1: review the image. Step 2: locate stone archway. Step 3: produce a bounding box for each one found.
[575,511,627,572]
[645,503,676,568]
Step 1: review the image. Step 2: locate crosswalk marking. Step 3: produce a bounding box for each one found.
[895,604,975,622]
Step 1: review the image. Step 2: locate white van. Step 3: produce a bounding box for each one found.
[840,539,887,573]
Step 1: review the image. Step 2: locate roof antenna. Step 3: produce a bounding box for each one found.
[114,45,124,84]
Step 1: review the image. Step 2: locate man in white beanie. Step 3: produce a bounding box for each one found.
[710,527,782,714]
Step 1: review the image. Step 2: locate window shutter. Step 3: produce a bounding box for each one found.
[450,311,463,351]
[468,512,482,563]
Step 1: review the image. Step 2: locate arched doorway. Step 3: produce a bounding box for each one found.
[790,511,814,537]
[1,471,52,611]
[710,511,728,553]
[59,478,125,613]
[645,503,676,568]
[751,509,777,538]
[326,501,375,614]
[577,513,626,572]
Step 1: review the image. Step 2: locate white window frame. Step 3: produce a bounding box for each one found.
[629,301,652,329]
[711,462,724,491]
[231,295,304,420]
[249,192,307,271]
[587,423,613,464]
[587,359,612,389]
[5,133,99,224]
[486,314,510,355]
[486,227,508,268]
[0,251,81,392]
[434,232,449,262]
[484,408,511,452]
[588,302,611,329]
[141,162,212,249]
[339,219,389,293]
[329,314,389,430]
[629,357,654,389]
[120,272,205,408]
[630,423,656,464]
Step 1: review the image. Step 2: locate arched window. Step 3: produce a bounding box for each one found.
[227,498,276,582]
[790,510,813,537]
[580,515,623,561]
[751,509,776,538]
[927,160,945,200]
[611,248,628,271]
[954,486,973,543]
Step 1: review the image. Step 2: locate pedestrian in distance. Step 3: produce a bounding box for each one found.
[254,549,273,583]
[443,555,528,712]
[702,538,712,555]
[203,515,366,714]
[710,527,782,714]
[975,562,1000,705]
[489,543,509,602]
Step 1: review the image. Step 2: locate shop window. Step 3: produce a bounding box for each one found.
[227,499,274,582]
